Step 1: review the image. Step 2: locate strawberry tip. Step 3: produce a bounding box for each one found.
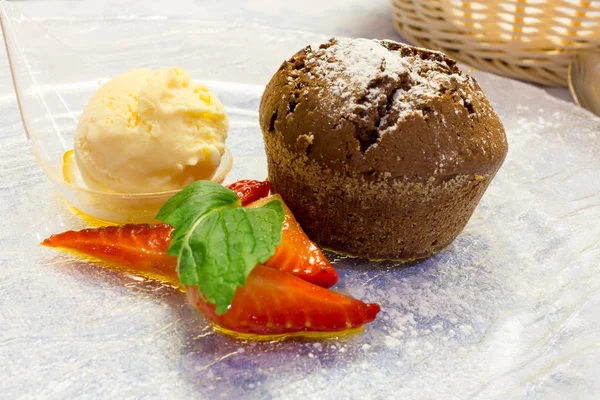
[366,303,381,322]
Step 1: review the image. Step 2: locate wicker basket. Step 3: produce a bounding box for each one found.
[392,0,600,86]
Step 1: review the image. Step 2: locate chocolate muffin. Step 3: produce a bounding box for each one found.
[259,38,508,260]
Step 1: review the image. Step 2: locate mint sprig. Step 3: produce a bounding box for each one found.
[156,181,284,315]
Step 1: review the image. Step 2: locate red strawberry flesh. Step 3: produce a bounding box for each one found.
[42,223,178,284]
[250,195,338,288]
[227,180,271,206]
[186,265,380,335]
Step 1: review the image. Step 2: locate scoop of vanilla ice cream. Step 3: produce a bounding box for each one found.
[74,67,228,193]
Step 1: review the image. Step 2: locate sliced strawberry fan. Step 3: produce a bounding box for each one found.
[42,180,379,336]
[188,265,379,335]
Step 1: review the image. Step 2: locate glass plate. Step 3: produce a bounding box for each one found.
[1,12,599,400]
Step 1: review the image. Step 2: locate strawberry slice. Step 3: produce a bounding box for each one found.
[187,264,380,335]
[248,195,338,288]
[227,180,271,206]
[42,183,339,288]
[42,223,179,284]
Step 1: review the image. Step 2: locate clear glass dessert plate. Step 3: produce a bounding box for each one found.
[0,4,599,400]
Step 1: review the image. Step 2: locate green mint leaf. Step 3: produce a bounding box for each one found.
[156,180,284,315]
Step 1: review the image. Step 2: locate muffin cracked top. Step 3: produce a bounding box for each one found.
[259,38,507,181]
